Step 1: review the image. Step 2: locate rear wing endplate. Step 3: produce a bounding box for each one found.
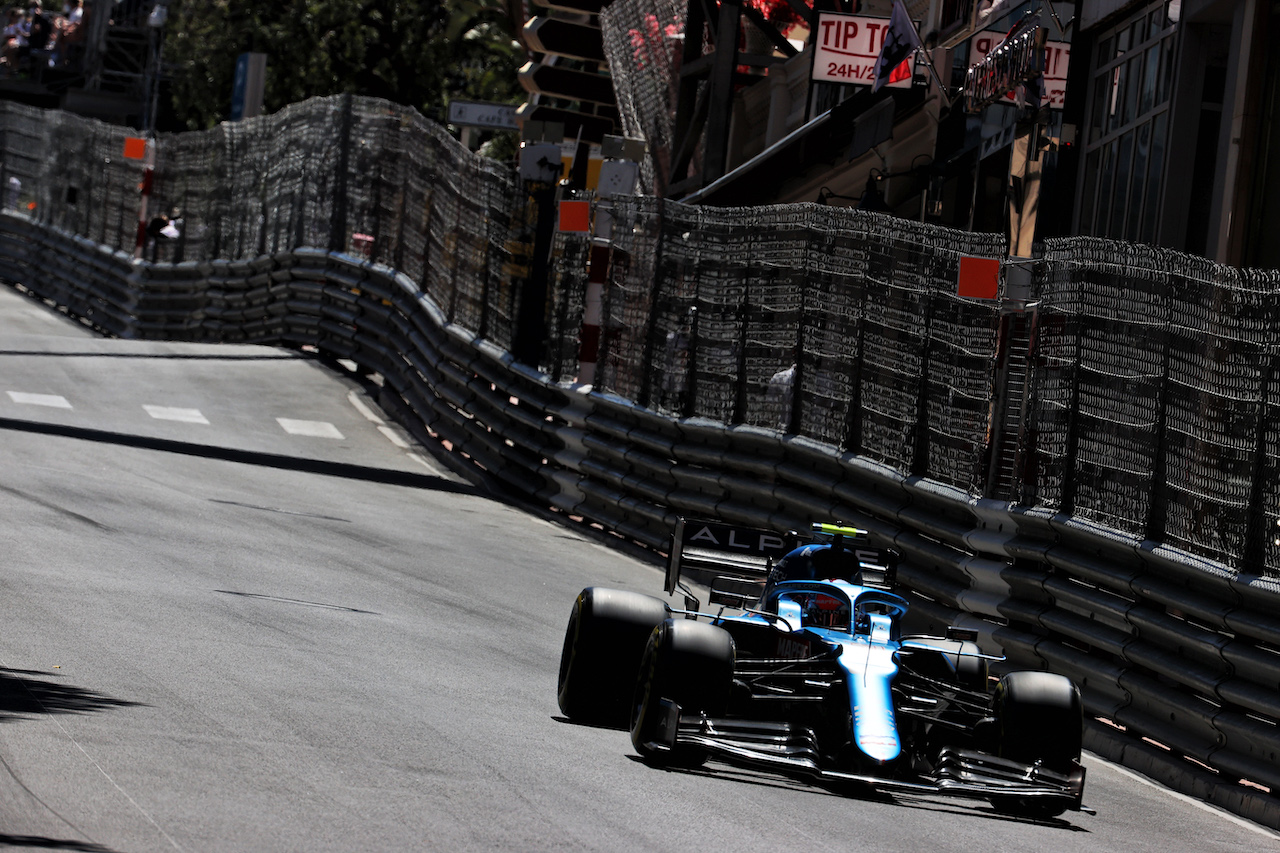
[665,518,795,596]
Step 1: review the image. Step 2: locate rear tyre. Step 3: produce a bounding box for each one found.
[989,670,1082,818]
[630,618,734,768]
[557,587,671,727]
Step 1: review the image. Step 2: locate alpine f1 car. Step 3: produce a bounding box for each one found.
[557,518,1091,818]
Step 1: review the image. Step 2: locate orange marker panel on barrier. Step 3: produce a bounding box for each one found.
[957,256,1000,299]
[558,200,591,233]
[123,137,147,160]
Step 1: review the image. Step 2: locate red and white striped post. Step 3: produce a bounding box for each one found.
[579,137,642,386]
[124,135,153,260]
[577,241,610,386]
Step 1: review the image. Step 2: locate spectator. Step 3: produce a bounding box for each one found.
[26,1,48,48]
[767,363,796,431]
[1,8,30,74]
[54,0,82,66]
[25,1,52,68]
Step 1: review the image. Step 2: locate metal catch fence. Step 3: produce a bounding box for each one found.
[1035,237,1280,576]
[602,196,1007,494]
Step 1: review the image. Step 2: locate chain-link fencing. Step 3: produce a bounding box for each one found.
[3,96,526,351]
[1034,237,1280,576]
[602,196,1006,494]
[600,0,692,195]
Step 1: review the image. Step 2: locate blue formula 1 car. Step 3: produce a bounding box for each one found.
[558,519,1090,818]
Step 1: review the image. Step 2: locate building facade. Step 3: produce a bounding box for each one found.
[571,0,1280,267]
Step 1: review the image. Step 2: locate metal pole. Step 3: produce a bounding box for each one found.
[133,2,166,261]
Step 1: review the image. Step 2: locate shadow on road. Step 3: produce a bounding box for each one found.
[0,350,305,361]
[618,750,1090,832]
[0,667,143,721]
[0,416,480,496]
[0,834,119,852]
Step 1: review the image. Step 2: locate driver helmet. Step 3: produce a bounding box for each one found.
[767,544,843,587]
[765,544,848,627]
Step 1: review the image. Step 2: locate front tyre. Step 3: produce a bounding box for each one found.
[557,588,671,727]
[989,670,1083,818]
[630,618,734,768]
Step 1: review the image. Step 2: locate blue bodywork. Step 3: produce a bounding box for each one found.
[622,518,1090,815]
[725,578,911,764]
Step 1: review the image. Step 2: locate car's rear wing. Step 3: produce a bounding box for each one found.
[665,518,795,602]
[666,518,899,610]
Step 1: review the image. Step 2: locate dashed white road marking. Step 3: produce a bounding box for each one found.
[377,426,410,448]
[7,391,72,408]
[347,391,384,424]
[143,405,209,424]
[276,418,344,439]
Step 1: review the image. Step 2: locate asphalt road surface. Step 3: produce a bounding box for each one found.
[1,283,1277,852]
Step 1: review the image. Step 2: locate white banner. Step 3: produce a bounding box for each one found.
[812,12,914,88]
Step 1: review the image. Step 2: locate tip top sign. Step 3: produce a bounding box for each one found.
[812,12,914,89]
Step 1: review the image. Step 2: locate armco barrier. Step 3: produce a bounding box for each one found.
[2,210,1279,827]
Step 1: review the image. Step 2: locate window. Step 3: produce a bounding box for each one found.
[1075,0,1178,243]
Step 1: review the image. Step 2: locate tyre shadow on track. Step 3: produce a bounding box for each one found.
[0,667,144,721]
[551,714,627,731]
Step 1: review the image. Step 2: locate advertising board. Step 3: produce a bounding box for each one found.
[812,13,914,88]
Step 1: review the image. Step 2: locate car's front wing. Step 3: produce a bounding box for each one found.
[642,700,1092,814]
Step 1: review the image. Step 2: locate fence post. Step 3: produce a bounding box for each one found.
[1060,298,1084,515]
[513,183,556,367]
[328,95,353,253]
[1144,263,1174,542]
[637,199,668,409]
[732,286,749,423]
[789,267,805,435]
[845,288,867,455]
[1244,298,1278,573]
[686,278,701,418]
[911,283,936,477]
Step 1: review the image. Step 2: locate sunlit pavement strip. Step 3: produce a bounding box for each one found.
[7,391,72,408]
[276,418,344,439]
[347,391,384,424]
[407,452,436,471]
[377,426,410,448]
[143,405,209,424]
[349,390,410,449]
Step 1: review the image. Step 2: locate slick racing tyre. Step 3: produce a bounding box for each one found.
[557,587,671,727]
[989,670,1083,818]
[630,618,734,768]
